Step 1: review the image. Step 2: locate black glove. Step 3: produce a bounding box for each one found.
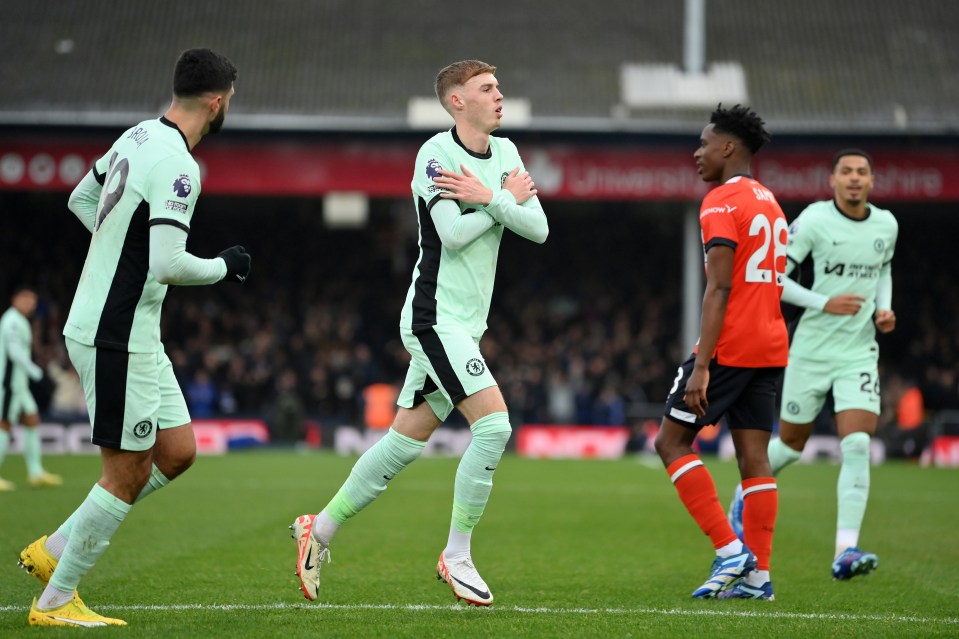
[218,246,251,283]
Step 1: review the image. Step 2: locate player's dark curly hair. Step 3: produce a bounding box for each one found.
[710,104,770,154]
[832,148,873,171]
[173,48,237,98]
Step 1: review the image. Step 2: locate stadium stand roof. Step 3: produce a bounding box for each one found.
[2,0,958,134]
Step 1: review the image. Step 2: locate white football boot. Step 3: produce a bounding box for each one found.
[290,514,330,601]
[436,552,493,606]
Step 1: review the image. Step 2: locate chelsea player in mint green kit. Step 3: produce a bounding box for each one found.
[292,60,548,606]
[729,149,897,581]
[0,287,63,490]
[19,49,251,627]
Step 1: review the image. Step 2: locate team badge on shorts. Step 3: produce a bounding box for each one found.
[786,401,800,415]
[466,358,486,376]
[133,420,154,439]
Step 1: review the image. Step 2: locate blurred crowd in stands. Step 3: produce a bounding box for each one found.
[3,192,957,452]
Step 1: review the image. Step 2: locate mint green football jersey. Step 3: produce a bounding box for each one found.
[64,118,200,353]
[0,308,33,390]
[787,200,898,360]
[402,128,533,337]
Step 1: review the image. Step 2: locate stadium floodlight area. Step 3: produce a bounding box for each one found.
[323,192,369,229]
[619,62,748,110]
[406,97,532,129]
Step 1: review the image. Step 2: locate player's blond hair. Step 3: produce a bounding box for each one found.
[435,60,497,113]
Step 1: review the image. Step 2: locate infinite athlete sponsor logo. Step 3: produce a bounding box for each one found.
[466,358,485,376]
[172,173,192,197]
[824,261,881,278]
[163,200,188,213]
[133,420,153,439]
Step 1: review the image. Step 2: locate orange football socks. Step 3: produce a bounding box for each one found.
[741,476,777,570]
[667,454,738,550]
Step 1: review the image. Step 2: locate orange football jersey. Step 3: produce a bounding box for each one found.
[696,176,789,367]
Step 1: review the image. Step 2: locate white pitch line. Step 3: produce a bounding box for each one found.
[1,601,957,624]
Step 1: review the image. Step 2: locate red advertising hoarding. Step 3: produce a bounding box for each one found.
[516,425,632,459]
[2,138,957,201]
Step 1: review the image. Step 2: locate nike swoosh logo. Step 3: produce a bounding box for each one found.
[303,547,315,571]
[452,576,491,600]
[383,474,394,481]
[236,274,247,282]
[484,466,497,471]
[50,616,107,627]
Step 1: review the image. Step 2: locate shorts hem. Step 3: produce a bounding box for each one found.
[91,436,152,452]
[832,405,881,417]
[726,423,773,432]
[454,379,498,405]
[91,436,123,450]
[662,412,701,430]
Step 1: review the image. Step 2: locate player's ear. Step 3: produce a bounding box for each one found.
[448,89,465,111]
[722,139,736,159]
[208,95,222,119]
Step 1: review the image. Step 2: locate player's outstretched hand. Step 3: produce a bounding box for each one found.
[218,245,251,283]
[874,309,896,333]
[501,167,538,205]
[823,294,865,315]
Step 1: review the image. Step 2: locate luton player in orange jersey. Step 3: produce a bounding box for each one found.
[654,104,788,601]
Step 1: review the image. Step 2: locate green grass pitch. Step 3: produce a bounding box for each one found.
[1,451,957,637]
